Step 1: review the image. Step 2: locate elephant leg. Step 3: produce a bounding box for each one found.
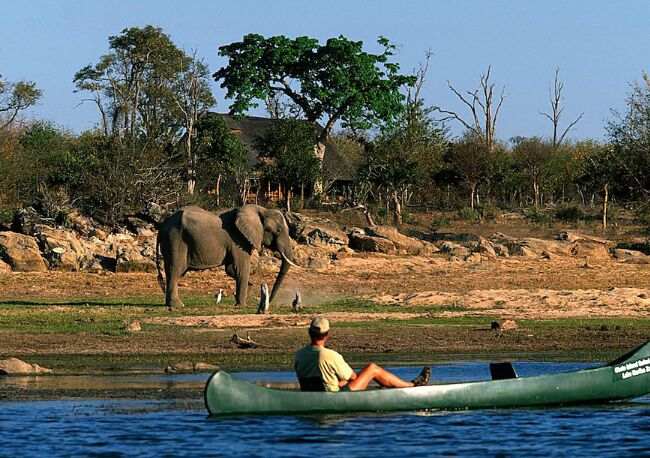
[234,261,251,307]
[165,246,187,310]
[225,263,236,279]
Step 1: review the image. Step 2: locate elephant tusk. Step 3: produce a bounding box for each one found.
[281,252,301,269]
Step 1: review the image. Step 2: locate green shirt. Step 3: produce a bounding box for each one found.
[294,345,354,392]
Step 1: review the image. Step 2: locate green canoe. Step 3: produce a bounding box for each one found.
[204,341,650,416]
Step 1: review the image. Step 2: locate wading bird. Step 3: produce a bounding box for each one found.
[292,290,302,313]
[257,283,270,314]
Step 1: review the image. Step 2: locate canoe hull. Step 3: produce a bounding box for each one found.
[204,342,650,416]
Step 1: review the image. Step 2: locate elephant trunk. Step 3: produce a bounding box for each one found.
[269,253,292,303]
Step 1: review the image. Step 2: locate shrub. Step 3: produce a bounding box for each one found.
[477,204,500,220]
[430,216,450,232]
[555,205,585,222]
[524,207,552,225]
[457,207,480,222]
[634,202,650,226]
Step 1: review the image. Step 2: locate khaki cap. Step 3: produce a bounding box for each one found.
[309,317,330,333]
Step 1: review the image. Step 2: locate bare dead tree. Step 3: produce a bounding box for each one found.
[435,66,505,152]
[174,51,214,195]
[541,68,584,149]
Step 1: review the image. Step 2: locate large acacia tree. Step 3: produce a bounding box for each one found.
[214,34,415,191]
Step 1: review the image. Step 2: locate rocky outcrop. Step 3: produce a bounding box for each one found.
[292,245,331,270]
[366,226,426,255]
[301,227,348,247]
[0,258,10,273]
[126,217,156,238]
[438,241,470,258]
[0,358,52,375]
[476,237,497,260]
[11,207,50,235]
[115,243,156,273]
[613,248,650,264]
[34,225,92,271]
[348,230,396,254]
[488,231,610,260]
[0,231,48,272]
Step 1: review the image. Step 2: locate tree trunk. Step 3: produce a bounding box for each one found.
[300,182,305,209]
[215,174,222,207]
[313,141,326,195]
[286,188,292,213]
[392,190,402,227]
[470,182,477,209]
[186,122,195,195]
[602,183,609,231]
[533,179,540,209]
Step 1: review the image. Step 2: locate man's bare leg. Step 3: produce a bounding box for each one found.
[347,363,413,391]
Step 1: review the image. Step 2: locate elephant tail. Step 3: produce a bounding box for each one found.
[156,235,165,293]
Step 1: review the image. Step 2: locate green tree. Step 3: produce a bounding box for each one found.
[575,140,616,230]
[194,114,249,206]
[214,34,415,191]
[511,136,555,208]
[73,26,215,212]
[445,134,490,210]
[607,72,650,199]
[0,74,42,130]
[12,122,82,215]
[258,119,321,211]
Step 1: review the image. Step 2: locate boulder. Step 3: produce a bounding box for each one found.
[115,244,156,273]
[300,227,348,247]
[464,252,482,263]
[366,226,425,255]
[0,357,52,375]
[348,232,396,254]
[126,217,156,238]
[421,241,440,257]
[557,231,609,244]
[569,240,610,260]
[125,320,142,332]
[490,234,566,258]
[333,246,355,260]
[0,231,48,272]
[67,210,95,237]
[11,207,49,235]
[0,258,11,273]
[139,201,166,224]
[492,243,509,257]
[500,319,519,331]
[438,241,470,258]
[476,237,497,259]
[165,362,195,373]
[614,248,650,264]
[193,362,219,372]
[34,225,91,271]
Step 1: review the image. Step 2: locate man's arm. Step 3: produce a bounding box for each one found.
[335,354,356,386]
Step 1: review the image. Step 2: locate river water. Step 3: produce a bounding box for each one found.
[1,362,649,457]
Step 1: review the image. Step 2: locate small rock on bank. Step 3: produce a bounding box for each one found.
[0,357,53,375]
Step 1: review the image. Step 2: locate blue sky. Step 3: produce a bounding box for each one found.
[1,0,649,141]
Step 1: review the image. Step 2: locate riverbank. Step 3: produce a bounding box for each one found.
[2,252,650,376]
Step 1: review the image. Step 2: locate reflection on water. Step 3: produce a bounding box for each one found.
[1,362,649,457]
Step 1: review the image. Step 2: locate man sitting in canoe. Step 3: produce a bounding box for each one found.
[294,317,430,392]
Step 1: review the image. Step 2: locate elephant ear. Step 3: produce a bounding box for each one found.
[236,205,263,251]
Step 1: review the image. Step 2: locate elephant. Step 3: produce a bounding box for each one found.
[156,204,298,309]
